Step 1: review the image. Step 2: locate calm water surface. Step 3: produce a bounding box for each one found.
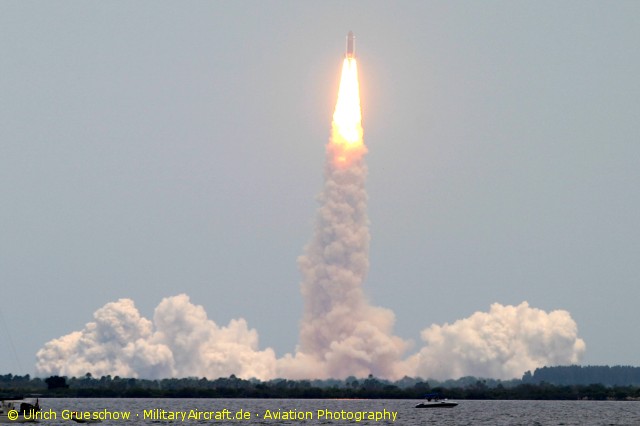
[37,398,640,425]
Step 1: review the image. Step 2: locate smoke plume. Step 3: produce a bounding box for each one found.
[35,294,277,380]
[280,130,408,380]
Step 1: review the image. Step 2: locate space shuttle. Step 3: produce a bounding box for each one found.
[346,31,355,58]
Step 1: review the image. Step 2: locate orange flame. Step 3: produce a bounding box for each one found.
[330,58,365,167]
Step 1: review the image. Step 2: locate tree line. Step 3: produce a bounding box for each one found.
[523,365,640,386]
[1,366,640,400]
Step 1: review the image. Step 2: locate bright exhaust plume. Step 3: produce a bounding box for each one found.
[35,41,585,381]
[334,59,363,144]
[330,58,365,167]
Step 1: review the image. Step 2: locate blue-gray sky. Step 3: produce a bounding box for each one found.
[1,1,639,376]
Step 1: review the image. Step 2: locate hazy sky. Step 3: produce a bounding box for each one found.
[1,1,639,376]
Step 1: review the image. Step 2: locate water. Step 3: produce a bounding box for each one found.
[30,398,640,425]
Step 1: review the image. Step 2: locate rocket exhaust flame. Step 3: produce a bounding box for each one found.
[35,33,586,381]
[331,57,365,166]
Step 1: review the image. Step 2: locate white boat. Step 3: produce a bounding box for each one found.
[0,398,41,423]
[415,393,458,408]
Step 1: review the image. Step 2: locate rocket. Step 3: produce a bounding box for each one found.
[346,31,355,58]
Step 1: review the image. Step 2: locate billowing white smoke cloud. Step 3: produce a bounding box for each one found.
[36,295,585,380]
[35,294,277,380]
[405,302,586,380]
